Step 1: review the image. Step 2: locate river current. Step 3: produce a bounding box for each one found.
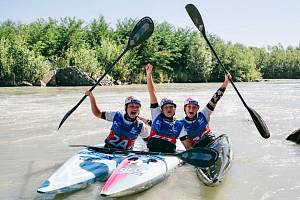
[1,80,300,200]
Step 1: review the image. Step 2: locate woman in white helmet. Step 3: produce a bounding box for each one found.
[145,64,184,153]
[85,90,149,150]
[179,73,232,149]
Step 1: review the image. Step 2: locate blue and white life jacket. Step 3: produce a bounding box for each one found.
[149,113,183,144]
[105,112,143,149]
[181,112,211,144]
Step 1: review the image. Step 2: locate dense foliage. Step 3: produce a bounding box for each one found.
[1,17,300,84]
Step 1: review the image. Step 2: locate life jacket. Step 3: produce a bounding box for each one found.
[181,112,211,146]
[105,112,143,150]
[148,113,183,151]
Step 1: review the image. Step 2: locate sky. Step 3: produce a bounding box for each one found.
[0,0,299,48]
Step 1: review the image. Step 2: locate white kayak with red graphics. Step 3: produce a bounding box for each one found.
[100,143,185,197]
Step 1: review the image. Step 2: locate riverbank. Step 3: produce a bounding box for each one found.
[0,66,118,87]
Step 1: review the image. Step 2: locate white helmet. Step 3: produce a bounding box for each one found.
[160,97,176,108]
[125,96,141,106]
[184,97,199,106]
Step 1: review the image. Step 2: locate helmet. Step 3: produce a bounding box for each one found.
[184,97,199,107]
[125,96,141,106]
[160,97,176,108]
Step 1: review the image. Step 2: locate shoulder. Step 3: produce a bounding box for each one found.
[105,111,122,121]
[151,106,161,120]
[200,107,212,118]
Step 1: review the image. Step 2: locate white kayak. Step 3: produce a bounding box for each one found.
[100,142,185,197]
[196,134,232,186]
[37,144,124,194]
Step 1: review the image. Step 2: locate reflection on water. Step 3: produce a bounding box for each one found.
[1,80,300,200]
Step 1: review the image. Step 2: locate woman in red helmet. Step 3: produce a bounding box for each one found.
[179,73,232,149]
[85,90,149,150]
[145,64,184,153]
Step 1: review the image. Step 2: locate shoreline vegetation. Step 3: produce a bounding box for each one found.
[1,16,300,87]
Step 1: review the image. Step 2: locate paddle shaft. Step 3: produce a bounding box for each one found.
[202,34,270,137]
[81,145,184,156]
[92,50,127,91]
[70,145,218,168]
[202,34,249,108]
[185,4,270,138]
[57,49,128,130]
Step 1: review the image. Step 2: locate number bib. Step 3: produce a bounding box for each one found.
[105,131,135,149]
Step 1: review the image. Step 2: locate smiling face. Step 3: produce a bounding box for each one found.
[184,104,199,119]
[162,104,176,118]
[126,103,141,119]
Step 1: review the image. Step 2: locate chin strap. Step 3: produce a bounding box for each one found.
[185,116,197,121]
[124,113,136,122]
[162,113,175,122]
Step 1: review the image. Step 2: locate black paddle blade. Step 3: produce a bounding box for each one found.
[58,109,72,130]
[286,128,300,143]
[185,4,206,35]
[127,16,154,49]
[178,147,219,168]
[247,107,270,139]
[57,95,88,130]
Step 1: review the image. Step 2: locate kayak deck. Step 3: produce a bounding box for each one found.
[100,142,185,197]
[37,146,124,194]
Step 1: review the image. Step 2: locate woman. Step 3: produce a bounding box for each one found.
[85,90,149,150]
[179,73,232,149]
[145,63,184,153]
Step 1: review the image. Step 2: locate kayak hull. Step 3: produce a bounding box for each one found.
[100,143,185,197]
[196,134,232,186]
[37,144,124,194]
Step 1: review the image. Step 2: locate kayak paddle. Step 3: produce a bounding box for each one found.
[69,145,219,168]
[58,16,154,130]
[185,4,270,139]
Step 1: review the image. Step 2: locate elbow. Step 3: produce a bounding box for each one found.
[92,110,101,118]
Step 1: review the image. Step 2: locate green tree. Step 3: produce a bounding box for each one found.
[185,33,213,82]
[10,37,50,82]
[0,38,13,80]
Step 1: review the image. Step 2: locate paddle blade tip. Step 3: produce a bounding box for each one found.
[248,107,271,139]
[286,128,300,143]
[262,133,270,139]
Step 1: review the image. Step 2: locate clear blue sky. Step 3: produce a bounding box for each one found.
[1,0,299,48]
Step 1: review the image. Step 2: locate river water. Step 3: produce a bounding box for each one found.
[1,80,300,200]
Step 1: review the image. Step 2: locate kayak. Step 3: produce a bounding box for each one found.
[37,142,146,194]
[196,134,232,186]
[100,142,185,197]
[37,144,123,194]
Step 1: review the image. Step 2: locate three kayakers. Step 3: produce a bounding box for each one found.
[144,63,185,153]
[179,73,232,149]
[85,90,149,150]
[86,63,231,152]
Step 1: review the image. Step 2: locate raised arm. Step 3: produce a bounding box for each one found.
[206,73,231,111]
[85,90,102,118]
[146,64,158,104]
